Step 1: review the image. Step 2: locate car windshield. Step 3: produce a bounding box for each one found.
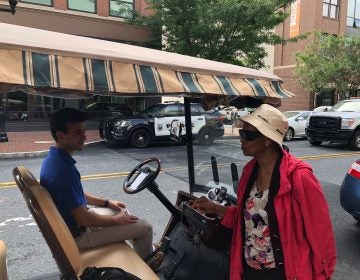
[283,111,300,118]
[138,104,164,116]
[330,101,360,112]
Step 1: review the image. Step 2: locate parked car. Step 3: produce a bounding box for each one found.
[283,111,315,141]
[85,102,133,120]
[313,106,332,112]
[100,102,224,148]
[340,160,360,222]
[306,99,360,150]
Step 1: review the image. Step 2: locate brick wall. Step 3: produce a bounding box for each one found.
[97,0,109,17]
[135,0,153,16]
[274,0,348,110]
[53,0,66,10]
[52,0,150,17]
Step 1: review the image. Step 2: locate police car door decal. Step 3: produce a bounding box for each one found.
[154,104,181,137]
[153,104,206,137]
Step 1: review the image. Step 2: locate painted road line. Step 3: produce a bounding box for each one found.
[1,152,360,189]
[0,172,131,189]
[298,151,360,160]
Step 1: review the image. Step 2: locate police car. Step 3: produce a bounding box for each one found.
[100,102,225,148]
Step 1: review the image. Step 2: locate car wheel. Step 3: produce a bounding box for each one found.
[309,140,322,146]
[104,133,119,147]
[350,130,360,151]
[353,215,360,223]
[198,128,215,145]
[130,129,151,148]
[284,128,294,141]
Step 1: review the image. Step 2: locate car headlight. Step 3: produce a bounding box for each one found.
[115,120,130,128]
[341,118,355,129]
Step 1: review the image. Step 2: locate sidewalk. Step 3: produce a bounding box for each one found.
[0,130,103,159]
[0,125,239,159]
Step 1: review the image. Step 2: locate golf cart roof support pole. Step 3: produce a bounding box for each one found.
[184,98,195,193]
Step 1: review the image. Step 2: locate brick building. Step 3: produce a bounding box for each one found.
[273,0,359,111]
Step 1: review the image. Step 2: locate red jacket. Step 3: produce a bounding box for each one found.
[221,150,336,280]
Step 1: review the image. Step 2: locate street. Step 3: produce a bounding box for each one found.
[0,138,360,279]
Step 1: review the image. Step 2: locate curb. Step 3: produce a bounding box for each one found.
[0,135,239,159]
[0,140,105,160]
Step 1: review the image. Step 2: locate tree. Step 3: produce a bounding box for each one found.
[134,0,297,69]
[295,33,360,101]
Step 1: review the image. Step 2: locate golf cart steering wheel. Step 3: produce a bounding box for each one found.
[123,158,161,194]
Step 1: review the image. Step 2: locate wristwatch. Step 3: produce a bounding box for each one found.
[103,199,109,207]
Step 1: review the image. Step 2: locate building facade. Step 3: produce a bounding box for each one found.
[274,0,359,111]
[0,0,160,123]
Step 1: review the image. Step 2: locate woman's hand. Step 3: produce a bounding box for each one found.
[192,196,226,217]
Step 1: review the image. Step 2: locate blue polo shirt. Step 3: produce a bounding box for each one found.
[40,147,87,234]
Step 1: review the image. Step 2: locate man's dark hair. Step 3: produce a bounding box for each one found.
[50,108,85,141]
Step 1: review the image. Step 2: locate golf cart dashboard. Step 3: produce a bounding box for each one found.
[176,191,231,250]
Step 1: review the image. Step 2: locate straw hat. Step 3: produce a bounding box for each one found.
[240,104,288,147]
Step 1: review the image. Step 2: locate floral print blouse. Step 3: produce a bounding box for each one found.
[243,184,275,270]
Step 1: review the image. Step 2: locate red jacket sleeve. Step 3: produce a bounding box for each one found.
[221,205,238,229]
[291,168,336,279]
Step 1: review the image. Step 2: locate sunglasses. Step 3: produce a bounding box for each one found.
[239,129,262,142]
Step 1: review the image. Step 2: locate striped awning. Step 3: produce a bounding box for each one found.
[0,23,294,100]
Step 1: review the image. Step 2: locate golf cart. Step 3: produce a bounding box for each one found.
[0,23,292,280]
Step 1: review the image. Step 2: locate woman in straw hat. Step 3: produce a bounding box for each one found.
[193,104,336,280]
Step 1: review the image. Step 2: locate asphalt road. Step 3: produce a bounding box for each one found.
[0,138,360,279]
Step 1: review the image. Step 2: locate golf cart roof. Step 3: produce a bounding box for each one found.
[0,23,293,103]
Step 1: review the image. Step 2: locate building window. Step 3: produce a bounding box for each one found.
[110,0,134,18]
[347,0,360,27]
[323,0,339,19]
[22,0,52,6]
[68,0,96,14]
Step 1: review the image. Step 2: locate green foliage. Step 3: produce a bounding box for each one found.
[295,33,360,100]
[134,0,296,69]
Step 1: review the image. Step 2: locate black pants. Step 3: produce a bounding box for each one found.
[244,262,286,280]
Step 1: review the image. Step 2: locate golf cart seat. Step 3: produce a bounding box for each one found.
[13,166,158,280]
[0,240,8,280]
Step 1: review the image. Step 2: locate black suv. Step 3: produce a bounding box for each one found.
[100,103,224,148]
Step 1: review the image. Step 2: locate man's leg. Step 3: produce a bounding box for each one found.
[75,207,153,258]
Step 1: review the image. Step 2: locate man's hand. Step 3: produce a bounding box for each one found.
[84,192,126,210]
[72,205,138,227]
[107,200,126,210]
[113,213,139,225]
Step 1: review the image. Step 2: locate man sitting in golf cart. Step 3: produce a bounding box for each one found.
[40,108,164,270]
